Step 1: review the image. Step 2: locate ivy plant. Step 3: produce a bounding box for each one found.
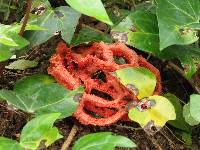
[72,132,136,150]
[0,74,83,118]
[0,23,44,62]
[112,9,200,78]
[156,0,200,50]
[25,0,81,48]
[0,113,62,150]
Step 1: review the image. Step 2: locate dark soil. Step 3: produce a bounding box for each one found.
[0,35,198,150]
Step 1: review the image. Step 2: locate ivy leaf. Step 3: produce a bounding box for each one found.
[111,10,160,54]
[5,59,38,70]
[128,96,176,127]
[0,137,23,150]
[164,93,191,132]
[14,74,55,96]
[156,0,200,50]
[190,94,200,122]
[183,103,199,126]
[0,23,44,48]
[65,0,113,25]
[0,74,82,118]
[72,132,136,150]
[26,6,81,47]
[115,67,156,99]
[0,23,44,62]
[0,24,29,48]
[71,26,113,46]
[0,24,17,46]
[0,44,13,62]
[20,113,62,150]
[0,34,18,46]
[112,10,200,78]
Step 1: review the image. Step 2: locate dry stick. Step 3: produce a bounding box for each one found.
[166,61,200,94]
[61,125,78,150]
[19,0,32,36]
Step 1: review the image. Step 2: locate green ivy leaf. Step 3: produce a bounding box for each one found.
[112,10,200,78]
[5,59,38,70]
[183,103,199,126]
[72,132,136,150]
[71,26,113,46]
[0,23,45,62]
[115,67,156,99]
[20,113,62,150]
[65,0,113,25]
[6,32,29,49]
[0,24,29,48]
[0,23,44,48]
[0,74,82,118]
[164,93,192,132]
[190,94,200,122]
[0,44,13,62]
[111,10,160,54]
[26,6,81,47]
[0,34,18,46]
[14,74,55,96]
[0,137,23,150]
[156,0,200,50]
[128,96,176,127]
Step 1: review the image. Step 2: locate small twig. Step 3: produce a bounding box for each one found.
[61,125,78,150]
[19,0,32,36]
[164,126,185,144]
[167,61,184,75]
[166,61,200,94]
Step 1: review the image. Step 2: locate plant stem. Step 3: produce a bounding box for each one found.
[19,0,32,36]
[61,125,78,150]
[167,61,200,94]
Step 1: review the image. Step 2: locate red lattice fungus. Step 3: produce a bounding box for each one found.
[48,42,161,126]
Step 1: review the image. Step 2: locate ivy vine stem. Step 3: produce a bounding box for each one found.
[19,0,32,36]
[61,124,78,150]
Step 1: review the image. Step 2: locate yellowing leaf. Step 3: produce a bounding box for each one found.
[128,96,176,127]
[115,67,156,99]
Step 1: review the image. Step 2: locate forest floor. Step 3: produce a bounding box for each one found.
[0,35,199,150]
